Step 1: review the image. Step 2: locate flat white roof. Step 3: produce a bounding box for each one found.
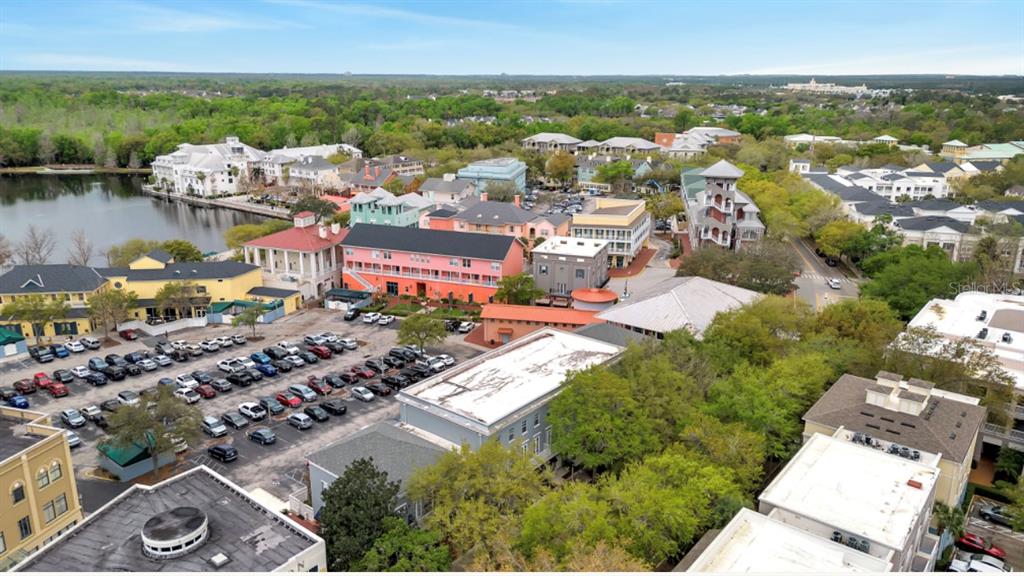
[531,236,608,258]
[398,328,621,428]
[907,292,1024,391]
[759,433,939,551]
[688,508,891,573]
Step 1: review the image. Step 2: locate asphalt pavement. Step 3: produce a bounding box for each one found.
[790,237,861,310]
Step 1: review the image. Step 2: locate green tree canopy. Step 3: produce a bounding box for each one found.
[676,240,799,295]
[291,196,339,223]
[352,517,451,572]
[860,244,976,319]
[397,314,447,352]
[0,294,70,345]
[544,151,576,185]
[161,239,204,262]
[319,458,401,571]
[87,288,139,336]
[108,385,202,477]
[224,220,292,250]
[494,272,544,304]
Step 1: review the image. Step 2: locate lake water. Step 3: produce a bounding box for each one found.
[0,174,265,263]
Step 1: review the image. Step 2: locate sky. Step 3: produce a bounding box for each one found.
[1,0,1022,76]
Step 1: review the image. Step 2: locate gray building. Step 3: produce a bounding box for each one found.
[530,236,610,295]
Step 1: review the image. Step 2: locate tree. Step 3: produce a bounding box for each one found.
[647,192,684,221]
[701,295,814,372]
[677,414,767,492]
[223,220,292,250]
[0,294,70,345]
[814,220,866,258]
[15,225,57,265]
[397,314,446,352]
[616,343,704,444]
[290,196,338,223]
[932,502,966,540]
[675,241,799,295]
[406,441,551,557]
[860,245,976,319]
[518,482,617,561]
[595,160,634,196]
[995,447,1024,484]
[330,211,351,227]
[544,151,576,186]
[383,178,407,195]
[66,228,94,266]
[231,306,263,338]
[483,180,518,202]
[351,517,451,572]
[106,238,162,267]
[87,289,138,336]
[1005,477,1024,532]
[494,272,544,304]
[155,281,200,320]
[319,458,401,571]
[548,367,660,471]
[0,234,11,269]
[108,385,202,479]
[812,298,904,376]
[161,239,203,262]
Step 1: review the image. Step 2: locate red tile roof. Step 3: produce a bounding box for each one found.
[570,288,619,304]
[481,303,603,325]
[294,210,315,218]
[244,225,349,252]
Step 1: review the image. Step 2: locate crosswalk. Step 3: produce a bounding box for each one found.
[799,272,850,283]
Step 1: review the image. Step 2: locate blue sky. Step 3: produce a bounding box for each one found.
[1,1,1021,75]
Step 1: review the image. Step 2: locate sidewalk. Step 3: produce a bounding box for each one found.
[608,247,657,278]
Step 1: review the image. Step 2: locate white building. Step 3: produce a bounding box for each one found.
[242,211,348,300]
[835,166,950,201]
[151,136,264,197]
[256,143,362,186]
[520,132,582,154]
[286,155,342,194]
[784,78,874,96]
[758,433,941,572]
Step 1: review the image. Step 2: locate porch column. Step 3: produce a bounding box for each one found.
[284,250,291,274]
[298,252,305,277]
[268,249,275,274]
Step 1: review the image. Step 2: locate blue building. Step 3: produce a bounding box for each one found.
[456,157,528,193]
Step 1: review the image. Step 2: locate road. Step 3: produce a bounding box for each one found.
[790,237,860,311]
[966,496,1024,570]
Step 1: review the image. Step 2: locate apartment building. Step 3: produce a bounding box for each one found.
[520,132,582,154]
[417,174,477,204]
[835,166,949,201]
[151,136,263,197]
[243,211,348,300]
[682,160,765,252]
[570,198,651,268]
[655,127,741,159]
[255,143,362,186]
[0,408,83,570]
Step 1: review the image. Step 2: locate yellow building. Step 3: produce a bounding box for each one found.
[802,372,986,506]
[0,265,107,339]
[0,407,83,570]
[570,198,652,268]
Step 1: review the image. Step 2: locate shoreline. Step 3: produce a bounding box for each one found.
[140,184,291,221]
[0,166,153,175]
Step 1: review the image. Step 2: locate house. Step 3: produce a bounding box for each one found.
[758,432,941,572]
[596,276,760,340]
[912,161,967,180]
[682,160,766,252]
[0,265,109,339]
[596,136,661,156]
[684,508,891,573]
[339,165,403,195]
[12,466,326,573]
[975,200,1024,224]
[348,188,433,228]
[530,236,610,295]
[397,328,622,456]
[655,128,741,159]
[960,160,1005,176]
[480,304,603,346]
[456,157,528,193]
[242,211,348,300]
[420,197,570,244]
[874,134,899,146]
[783,133,843,147]
[285,155,342,194]
[151,136,264,197]
[340,224,524,303]
[575,156,652,193]
[833,166,949,201]
[1006,184,1024,197]
[570,198,652,268]
[902,292,1024,450]
[0,407,84,571]
[520,132,582,154]
[892,216,971,259]
[256,143,362,185]
[417,174,477,204]
[803,372,986,505]
[940,139,969,160]
[368,155,425,176]
[803,173,886,215]
[848,200,915,225]
[788,158,812,174]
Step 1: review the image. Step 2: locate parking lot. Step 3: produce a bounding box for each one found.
[966,495,1024,570]
[1,308,484,508]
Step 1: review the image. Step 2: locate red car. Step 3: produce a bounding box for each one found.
[48,382,69,398]
[13,379,36,394]
[308,379,333,396]
[33,372,53,389]
[307,345,332,359]
[119,329,138,340]
[350,366,374,379]
[276,391,302,408]
[196,384,217,399]
[957,533,1005,559]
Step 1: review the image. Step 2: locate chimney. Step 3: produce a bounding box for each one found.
[375,166,381,178]
[480,191,488,202]
[331,222,341,234]
[318,225,327,239]
[364,165,371,179]
[443,173,456,182]
[514,194,521,208]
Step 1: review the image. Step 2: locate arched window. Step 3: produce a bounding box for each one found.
[49,461,62,482]
[37,468,50,489]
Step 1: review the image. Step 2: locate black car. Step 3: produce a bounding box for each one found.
[399,369,423,383]
[258,396,286,415]
[344,308,360,321]
[169,349,190,362]
[29,346,55,363]
[210,378,232,392]
[244,368,264,382]
[123,351,146,364]
[84,372,108,386]
[325,341,347,354]
[124,363,143,376]
[207,444,238,463]
[263,346,288,360]
[389,347,418,362]
[409,364,432,379]
[100,399,122,412]
[444,319,460,332]
[191,371,214,385]
[271,359,293,373]
[221,412,249,429]
[382,356,405,369]
[226,372,254,387]
[383,374,411,390]
[248,428,276,445]
[365,358,388,373]
[101,365,127,381]
[320,399,348,416]
[0,387,17,401]
[297,351,318,365]
[52,369,74,384]
[304,405,330,421]
[366,382,392,396]
[324,375,347,389]
[104,354,128,367]
[824,257,838,267]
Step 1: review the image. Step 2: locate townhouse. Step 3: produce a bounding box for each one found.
[151,136,264,197]
[835,165,949,201]
[575,156,651,193]
[456,157,528,193]
[655,127,741,159]
[348,188,433,228]
[284,155,342,194]
[256,143,362,186]
[570,198,652,268]
[681,160,765,252]
[520,132,582,154]
[340,224,524,303]
[242,211,348,300]
[420,197,569,243]
[339,164,406,195]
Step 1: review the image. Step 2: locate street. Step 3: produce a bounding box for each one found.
[966,495,1024,570]
[790,237,860,311]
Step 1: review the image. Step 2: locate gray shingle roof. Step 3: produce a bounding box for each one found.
[247,286,300,298]
[699,159,744,179]
[976,200,1024,213]
[0,265,108,295]
[968,160,1002,172]
[925,162,958,173]
[457,201,540,225]
[145,249,174,263]
[855,201,915,217]
[95,261,259,282]
[419,177,475,194]
[342,223,517,261]
[907,199,959,211]
[894,216,970,233]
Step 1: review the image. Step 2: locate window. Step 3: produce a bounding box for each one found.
[18,516,32,540]
[43,500,56,523]
[533,436,541,454]
[521,420,527,434]
[575,269,586,279]
[49,462,62,483]
[344,248,353,256]
[195,285,207,294]
[11,482,25,505]
[462,258,471,268]
[538,264,548,275]
[372,250,380,259]
[383,250,392,260]
[0,531,5,554]
[449,258,459,267]
[521,440,529,454]
[37,468,50,489]
[507,429,514,442]
[54,493,68,517]
[490,262,501,271]
[534,413,540,427]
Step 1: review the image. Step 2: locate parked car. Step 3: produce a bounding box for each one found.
[48,382,69,397]
[288,413,313,430]
[70,365,91,379]
[117,390,141,406]
[137,358,158,371]
[271,359,294,373]
[123,351,146,364]
[217,359,246,374]
[235,356,257,369]
[304,405,330,422]
[367,382,392,397]
[277,341,301,355]
[323,374,347,389]
[169,349,190,362]
[316,332,339,343]
[344,308,361,320]
[100,399,122,412]
[284,354,306,368]
[200,339,220,352]
[336,372,360,385]
[383,374,411,390]
[124,363,143,377]
[979,505,1017,529]
[320,399,347,416]
[29,346,55,363]
[307,378,333,396]
[207,444,238,463]
[303,335,327,346]
[458,321,475,333]
[250,352,272,365]
[34,372,55,388]
[239,402,267,421]
[154,341,175,355]
[175,373,199,390]
[104,353,127,367]
[399,369,423,384]
[65,430,82,449]
[244,368,264,382]
[378,314,395,326]
[307,345,332,359]
[215,336,234,348]
[65,340,85,353]
[382,356,405,369]
[118,329,138,340]
[436,354,456,367]
[80,336,102,350]
[324,341,347,354]
[389,347,418,362]
[362,312,381,324]
[221,412,249,430]
[84,372,108,386]
[87,357,108,371]
[258,396,286,416]
[350,366,375,379]
[263,346,288,360]
[13,379,36,394]
[60,408,87,428]
[365,358,388,374]
[351,386,375,402]
[81,405,103,423]
[275,391,303,408]
[287,384,318,402]
[7,395,29,409]
[174,388,201,404]
[957,533,1006,559]
[338,338,358,350]
[185,344,203,357]
[297,351,318,365]
[201,416,228,437]
[101,365,126,381]
[210,378,232,392]
[248,427,276,445]
[231,334,246,345]
[195,384,217,399]
[49,344,70,359]
[227,372,255,387]
[0,387,18,401]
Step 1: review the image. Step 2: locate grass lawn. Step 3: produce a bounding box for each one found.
[383,302,424,317]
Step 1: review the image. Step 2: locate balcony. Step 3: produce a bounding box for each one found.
[349,265,499,288]
[984,423,1024,448]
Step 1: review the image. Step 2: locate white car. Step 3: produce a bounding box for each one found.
[304,335,327,346]
[79,336,101,350]
[278,341,301,355]
[317,332,338,343]
[285,355,305,367]
[424,357,446,372]
[137,358,158,371]
[184,344,203,356]
[234,356,256,369]
[238,402,267,420]
[175,374,199,390]
[200,339,220,352]
[170,340,189,350]
[436,354,455,367]
[217,359,246,374]
[65,340,85,353]
[65,430,82,448]
[154,354,173,367]
[288,413,313,430]
[362,312,381,324]
[231,334,247,345]
[827,278,842,290]
[338,338,358,350]
[458,321,475,333]
[174,388,201,404]
[168,434,189,454]
[70,365,91,379]
[351,386,375,402]
[378,315,395,326]
[215,336,233,348]
[117,390,141,406]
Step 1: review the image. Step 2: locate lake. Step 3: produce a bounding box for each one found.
[0,174,266,263]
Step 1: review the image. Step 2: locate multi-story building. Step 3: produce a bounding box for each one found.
[417,174,477,204]
[595,136,661,156]
[339,165,404,195]
[655,127,742,159]
[570,198,651,268]
[420,198,569,244]
[151,136,264,197]
[0,407,83,570]
[940,139,1024,162]
[530,236,609,295]
[480,304,602,346]
[340,224,524,303]
[369,154,425,176]
[835,166,949,201]
[758,432,941,572]
[575,156,651,193]
[348,188,433,228]
[783,78,872,96]
[520,133,582,154]
[13,466,326,572]
[892,216,972,259]
[456,157,528,193]
[682,160,765,252]
[0,266,108,339]
[242,211,348,300]
[285,156,342,194]
[255,143,362,186]
[803,372,986,505]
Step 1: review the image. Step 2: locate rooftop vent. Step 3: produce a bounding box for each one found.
[141,506,209,559]
[208,553,230,568]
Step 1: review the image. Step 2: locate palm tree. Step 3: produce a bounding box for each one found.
[933,502,965,540]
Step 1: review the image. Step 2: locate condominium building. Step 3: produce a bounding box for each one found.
[151,136,264,197]
[835,165,949,200]
[530,236,609,295]
[417,174,477,204]
[682,160,765,252]
[420,197,569,243]
[570,198,651,268]
[520,132,582,154]
[0,407,83,570]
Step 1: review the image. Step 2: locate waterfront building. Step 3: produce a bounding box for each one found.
[456,157,528,193]
[0,265,108,339]
[530,236,609,295]
[151,136,264,197]
[348,188,433,228]
[681,160,765,252]
[569,198,651,268]
[243,211,349,300]
[256,143,362,186]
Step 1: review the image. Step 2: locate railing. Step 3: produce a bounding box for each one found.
[347,266,499,287]
[984,423,1024,445]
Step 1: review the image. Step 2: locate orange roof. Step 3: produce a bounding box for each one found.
[571,288,618,303]
[322,195,351,212]
[481,304,604,325]
[244,224,349,252]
